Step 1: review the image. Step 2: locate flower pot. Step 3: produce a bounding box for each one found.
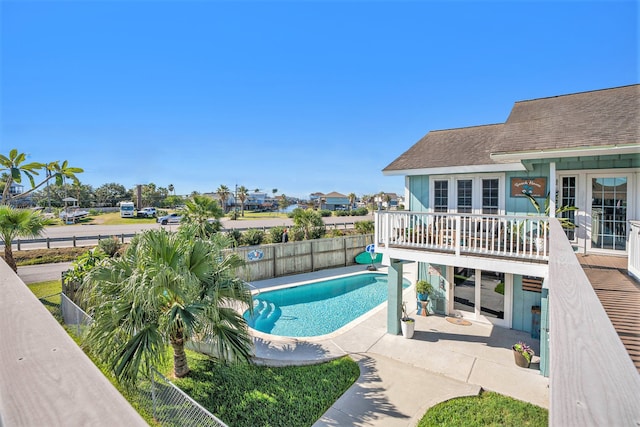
[417,292,429,302]
[401,319,415,339]
[512,347,531,368]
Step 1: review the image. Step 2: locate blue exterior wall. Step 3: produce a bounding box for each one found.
[408,176,429,211]
[512,275,542,334]
[406,153,637,214]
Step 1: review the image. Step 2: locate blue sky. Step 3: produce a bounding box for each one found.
[1,1,637,200]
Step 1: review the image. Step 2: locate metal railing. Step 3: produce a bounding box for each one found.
[55,292,229,427]
[150,367,228,427]
[374,211,550,260]
[629,221,640,281]
[60,293,93,337]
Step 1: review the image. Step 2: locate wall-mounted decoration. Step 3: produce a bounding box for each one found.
[247,249,264,261]
[510,177,547,197]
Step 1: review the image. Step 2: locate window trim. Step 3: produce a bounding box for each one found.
[430,174,505,214]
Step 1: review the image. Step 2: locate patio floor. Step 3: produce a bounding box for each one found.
[249,265,549,426]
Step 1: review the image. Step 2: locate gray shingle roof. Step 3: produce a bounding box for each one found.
[384,85,640,172]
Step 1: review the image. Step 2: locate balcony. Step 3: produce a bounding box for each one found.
[374,211,550,263]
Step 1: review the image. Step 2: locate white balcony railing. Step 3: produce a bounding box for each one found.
[374,211,550,261]
[629,221,640,281]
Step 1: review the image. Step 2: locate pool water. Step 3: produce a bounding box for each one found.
[244,273,410,337]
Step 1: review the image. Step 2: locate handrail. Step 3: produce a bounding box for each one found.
[547,219,640,425]
[629,221,640,281]
[374,211,550,260]
[0,259,147,426]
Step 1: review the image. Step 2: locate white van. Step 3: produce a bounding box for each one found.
[120,201,135,218]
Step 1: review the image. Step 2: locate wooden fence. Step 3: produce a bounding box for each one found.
[229,234,373,281]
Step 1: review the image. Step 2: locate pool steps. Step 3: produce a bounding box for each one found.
[248,299,282,333]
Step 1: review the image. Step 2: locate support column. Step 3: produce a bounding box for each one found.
[387,258,404,335]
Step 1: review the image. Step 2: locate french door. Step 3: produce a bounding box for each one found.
[588,175,629,252]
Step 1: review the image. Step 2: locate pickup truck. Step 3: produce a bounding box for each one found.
[137,207,157,218]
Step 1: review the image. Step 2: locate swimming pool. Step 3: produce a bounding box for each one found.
[244,273,410,337]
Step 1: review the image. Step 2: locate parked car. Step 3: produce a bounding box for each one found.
[157,213,181,225]
[137,207,157,218]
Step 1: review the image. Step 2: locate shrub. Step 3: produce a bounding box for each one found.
[268,226,286,243]
[327,229,344,237]
[225,229,243,247]
[287,207,305,219]
[354,220,374,234]
[290,228,305,241]
[242,229,265,246]
[318,209,332,217]
[98,236,122,257]
[351,207,369,216]
[334,210,350,217]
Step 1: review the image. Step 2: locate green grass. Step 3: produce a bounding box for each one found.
[26,279,359,427]
[418,390,548,427]
[169,352,360,427]
[229,211,289,220]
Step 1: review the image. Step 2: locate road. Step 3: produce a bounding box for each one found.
[14,214,374,284]
[18,262,73,285]
[6,214,374,250]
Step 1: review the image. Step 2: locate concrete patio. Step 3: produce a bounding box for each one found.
[248,264,549,426]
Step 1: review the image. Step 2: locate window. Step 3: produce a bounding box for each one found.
[457,180,473,213]
[482,179,499,214]
[434,180,448,212]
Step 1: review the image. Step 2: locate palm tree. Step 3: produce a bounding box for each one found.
[348,193,356,212]
[182,194,224,238]
[0,149,45,204]
[0,206,49,272]
[279,194,290,212]
[217,185,231,213]
[82,229,254,384]
[292,208,325,240]
[237,186,249,217]
[0,150,83,205]
[383,193,392,210]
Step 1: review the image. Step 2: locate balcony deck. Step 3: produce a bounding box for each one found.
[578,254,640,372]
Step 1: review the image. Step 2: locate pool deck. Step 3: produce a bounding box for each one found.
[248,264,549,427]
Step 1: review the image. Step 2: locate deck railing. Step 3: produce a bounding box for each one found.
[547,219,640,425]
[629,221,640,281]
[374,211,550,260]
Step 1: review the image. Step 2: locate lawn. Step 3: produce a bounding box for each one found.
[418,390,548,427]
[26,279,360,427]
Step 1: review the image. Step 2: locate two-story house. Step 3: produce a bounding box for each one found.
[375,84,639,376]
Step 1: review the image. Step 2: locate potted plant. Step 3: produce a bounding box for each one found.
[512,341,534,368]
[416,279,434,316]
[416,279,434,301]
[400,301,415,339]
[523,192,578,250]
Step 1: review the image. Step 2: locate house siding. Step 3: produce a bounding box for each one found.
[512,275,542,334]
[409,176,429,211]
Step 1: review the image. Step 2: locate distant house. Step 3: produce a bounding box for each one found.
[1,182,32,207]
[375,192,402,210]
[309,191,351,210]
